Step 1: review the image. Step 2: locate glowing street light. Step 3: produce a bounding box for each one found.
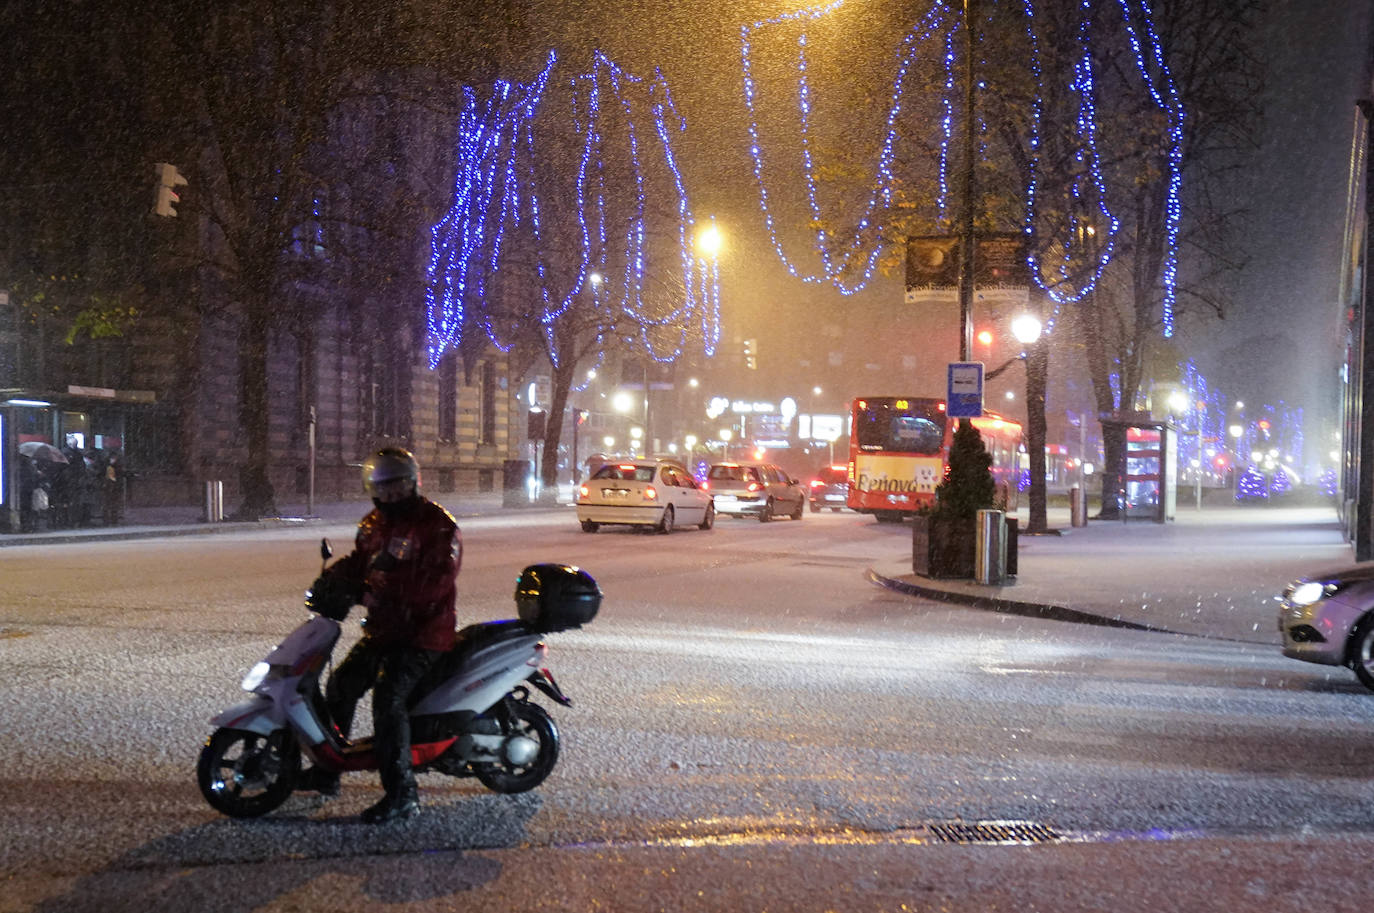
[1010,312,1043,345]
[695,221,723,259]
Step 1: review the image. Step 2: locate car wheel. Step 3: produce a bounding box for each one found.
[830,507,842,513]
[699,502,715,530]
[1350,615,1374,691]
[657,505,675,535]
[758,500,773,522]
[791,498,804,520]
[580,519,599,533]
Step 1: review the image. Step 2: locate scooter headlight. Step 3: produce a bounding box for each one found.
[241,661,274,691]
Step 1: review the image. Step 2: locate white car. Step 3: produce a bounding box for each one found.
[576,459,715,534]
[1278,564,1374,690]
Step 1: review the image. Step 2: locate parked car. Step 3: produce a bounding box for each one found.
[1277,563,1374,690]
[706,461,805,521]
[807,465,849,513]
[576,459,715,534]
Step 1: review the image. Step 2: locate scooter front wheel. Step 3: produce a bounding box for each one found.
[197,727,300,818]
[473,700,559,794]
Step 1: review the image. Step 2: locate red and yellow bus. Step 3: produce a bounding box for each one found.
[847,396,1023,522]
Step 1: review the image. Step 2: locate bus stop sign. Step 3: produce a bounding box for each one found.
[946,362,984,418]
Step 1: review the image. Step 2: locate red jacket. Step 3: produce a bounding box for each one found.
[326,497,461,651]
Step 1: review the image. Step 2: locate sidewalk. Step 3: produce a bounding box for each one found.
[869,503,1353,644]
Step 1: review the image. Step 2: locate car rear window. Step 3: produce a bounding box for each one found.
[592,464,655,482]
[709,465,761,483]
[818,467,847,484]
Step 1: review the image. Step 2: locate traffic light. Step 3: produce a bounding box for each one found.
[743,338,757,370]
[574,408,589,426]
[527,408,546,440]
[153,162,187,217]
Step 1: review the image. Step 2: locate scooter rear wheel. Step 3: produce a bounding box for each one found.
[473,700,559,794]
[197,727,300,818]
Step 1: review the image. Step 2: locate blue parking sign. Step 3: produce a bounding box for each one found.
[947,362,984,417]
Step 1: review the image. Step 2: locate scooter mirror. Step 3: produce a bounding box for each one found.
[320,538,332,562]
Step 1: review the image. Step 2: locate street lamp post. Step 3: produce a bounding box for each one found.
[1009,313,1049,534]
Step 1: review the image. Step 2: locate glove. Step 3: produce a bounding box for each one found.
[306,574,358,621]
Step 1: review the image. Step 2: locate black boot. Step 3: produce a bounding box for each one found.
[361,784,419,824]
[297,766,341,798]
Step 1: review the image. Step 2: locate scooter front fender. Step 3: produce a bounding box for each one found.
[209,696,280,736]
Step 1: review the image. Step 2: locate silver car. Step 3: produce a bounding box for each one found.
[706,461,805,522]
[576,459,715,534]
[1277,564,1374,690]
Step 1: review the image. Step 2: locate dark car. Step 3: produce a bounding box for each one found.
[807,465,849,512]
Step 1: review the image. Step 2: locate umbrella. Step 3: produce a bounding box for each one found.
[19,441,68,463]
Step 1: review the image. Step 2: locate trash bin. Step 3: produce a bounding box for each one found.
[1070,485,1087,527]
[974,509,1005,585]
[502,459,531,508]
[1005,517,1018,577]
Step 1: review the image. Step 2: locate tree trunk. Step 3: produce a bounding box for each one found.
[233,290,278,519]
[537,355,576,504]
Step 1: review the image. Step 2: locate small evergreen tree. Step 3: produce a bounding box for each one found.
[933,420,996,520]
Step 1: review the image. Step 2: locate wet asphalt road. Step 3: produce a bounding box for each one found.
[3,509,1374,912]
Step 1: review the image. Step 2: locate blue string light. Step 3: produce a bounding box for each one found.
[740,0,1185,340]
[425,51,720,371]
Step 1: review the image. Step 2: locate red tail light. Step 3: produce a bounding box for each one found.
[701,481,710,491]
[578,484,590,500]
[810,480,824,488]
[643,485,658,501]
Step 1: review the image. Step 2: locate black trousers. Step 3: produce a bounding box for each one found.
[325,638,439,797]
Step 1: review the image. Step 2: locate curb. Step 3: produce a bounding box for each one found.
[864,566,1193,637]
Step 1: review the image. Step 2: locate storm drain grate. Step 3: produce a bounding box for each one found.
[927,821,1061,845]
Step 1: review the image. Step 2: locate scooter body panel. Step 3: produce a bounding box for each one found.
[409,634,544,716]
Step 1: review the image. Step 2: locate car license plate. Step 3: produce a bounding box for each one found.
[715,494,736,501]
[602,488,630,499]
[825,494,844,501]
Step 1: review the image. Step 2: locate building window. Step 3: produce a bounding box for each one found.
[438,352,457,442]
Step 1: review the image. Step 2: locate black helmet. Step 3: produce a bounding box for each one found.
[515,564,601,632]
[361,447,420,498]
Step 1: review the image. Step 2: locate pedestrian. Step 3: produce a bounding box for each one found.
[101,449,124,526]
[18,454,37,532]
[299,447,462,823]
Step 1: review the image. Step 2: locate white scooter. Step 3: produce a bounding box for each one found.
[197,541,601,819]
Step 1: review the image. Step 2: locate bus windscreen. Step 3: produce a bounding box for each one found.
[855,399,945,454]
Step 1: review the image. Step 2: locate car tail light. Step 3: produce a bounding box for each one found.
[810,480,823,488]
[701,481,710,491]
[578,484,590,500]
[643,485,658,501]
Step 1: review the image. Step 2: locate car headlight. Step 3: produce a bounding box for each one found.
[1287,581,1329,606]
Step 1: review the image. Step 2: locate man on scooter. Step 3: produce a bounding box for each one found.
[301,447,462,823]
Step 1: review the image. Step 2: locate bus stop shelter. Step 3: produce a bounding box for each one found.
[1100,413,1176,523]
[1,386,155,533]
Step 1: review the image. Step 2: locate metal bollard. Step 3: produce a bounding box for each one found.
[974,509,1005,585]
[1070,485,1087,527]
[204,480,223,523]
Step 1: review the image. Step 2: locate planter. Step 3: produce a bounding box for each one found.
[911,514,977,579]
